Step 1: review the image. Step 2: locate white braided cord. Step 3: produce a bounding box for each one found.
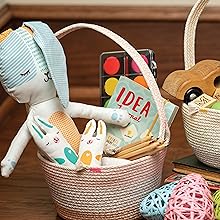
[184,0,209,70]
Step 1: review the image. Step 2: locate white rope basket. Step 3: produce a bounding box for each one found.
[37,23,170,220]
[182,0,220,168]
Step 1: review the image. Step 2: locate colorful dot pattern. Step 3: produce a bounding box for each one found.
[100,49,157,107]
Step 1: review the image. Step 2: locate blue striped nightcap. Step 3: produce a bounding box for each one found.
[0,27,48,90]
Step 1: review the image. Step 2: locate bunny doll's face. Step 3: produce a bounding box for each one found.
[0,27,56,105]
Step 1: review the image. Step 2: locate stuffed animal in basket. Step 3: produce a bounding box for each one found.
[27,115,79,167]
[76,119,107,170]
[0,21,130,177]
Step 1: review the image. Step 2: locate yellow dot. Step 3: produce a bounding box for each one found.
[104,77,118,96]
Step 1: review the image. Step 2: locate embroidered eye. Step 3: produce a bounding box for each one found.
[20,70,30,76]
[87,139,93,144]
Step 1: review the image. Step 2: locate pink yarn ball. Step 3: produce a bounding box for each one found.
[164,173,214,220]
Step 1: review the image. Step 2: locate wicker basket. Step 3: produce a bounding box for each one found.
[182,0,220,169]
[38,23,170,220]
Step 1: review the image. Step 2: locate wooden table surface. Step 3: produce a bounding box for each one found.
[0,93,192,220]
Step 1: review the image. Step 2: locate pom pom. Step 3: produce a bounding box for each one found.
[164,173,214,220]
[140,182,178,219]
[213,190,220,219]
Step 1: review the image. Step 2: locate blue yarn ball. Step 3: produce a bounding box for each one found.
[140,181,178,219]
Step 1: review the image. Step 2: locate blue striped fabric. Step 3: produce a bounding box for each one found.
[24,21,69,108]
[0,27,46,89]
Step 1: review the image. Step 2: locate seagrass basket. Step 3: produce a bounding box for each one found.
[38,23,170,220]
[182,0,220,168]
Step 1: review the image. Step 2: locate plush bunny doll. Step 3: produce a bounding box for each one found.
[0,21,130,177]
[27,115,78,167]
[76,119,106,170]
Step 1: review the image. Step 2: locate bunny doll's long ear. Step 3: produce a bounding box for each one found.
[23,21,69,108]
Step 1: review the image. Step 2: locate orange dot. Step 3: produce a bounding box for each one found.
[80,150,92,166]
[134,76,148,88]
[95,155,102,161]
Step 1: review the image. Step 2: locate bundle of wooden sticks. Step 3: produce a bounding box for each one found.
[113,135,165,160]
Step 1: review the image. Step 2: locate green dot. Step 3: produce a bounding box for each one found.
[54,158,65,165]
[64,147,78,164]
[211,101,220,110]
[104,99,110,107]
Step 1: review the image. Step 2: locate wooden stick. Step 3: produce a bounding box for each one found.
[117,141,161,159]
[129,144,165,160]
[113,135,152,157]
[145,113,159,137]
[114,99,168,159]
[114,140,152,157]
[114,112,159,157]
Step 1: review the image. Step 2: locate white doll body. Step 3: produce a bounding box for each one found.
[0,22,130,177]
[1,83,129,177]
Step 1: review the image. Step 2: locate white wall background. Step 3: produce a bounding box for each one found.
[2,0,220,6]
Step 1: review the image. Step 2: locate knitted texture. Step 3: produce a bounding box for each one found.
[184,0,209,70]
[182,0,220,169]
[213,190,220,220]
[164,173,214,220]
[182,104,220,168]
[38,149,167,220]
[140,181,178,219]
[49,111,81,153]
[37,23,169,220]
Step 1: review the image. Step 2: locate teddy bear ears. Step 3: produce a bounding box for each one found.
[23,21,69,108]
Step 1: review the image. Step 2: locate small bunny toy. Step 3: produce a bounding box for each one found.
[0,21,130,177]
[27,115,78,167]
[76,119,106,170]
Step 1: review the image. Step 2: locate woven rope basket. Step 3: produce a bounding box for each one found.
[38,23,170,220]
[182,0,220,169]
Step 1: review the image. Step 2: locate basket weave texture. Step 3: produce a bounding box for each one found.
[38,22,170,220]
[182,104,220,168]
[182,0,220,168]
[38,150,166,220]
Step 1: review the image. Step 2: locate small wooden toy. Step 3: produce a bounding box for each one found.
[162,60,220,103]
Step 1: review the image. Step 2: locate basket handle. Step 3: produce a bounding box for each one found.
[55,23,170,145]
[184,0,210,70]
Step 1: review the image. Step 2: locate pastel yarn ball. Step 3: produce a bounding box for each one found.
[211,101,220,110]
[140,182,178,219]
[213,190,220,220]
[164,173,214,220]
